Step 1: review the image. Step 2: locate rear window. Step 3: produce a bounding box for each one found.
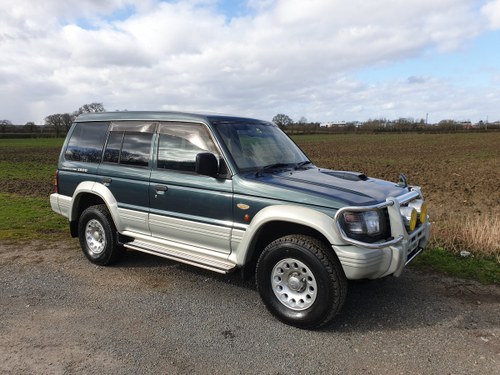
[65,122,109,163]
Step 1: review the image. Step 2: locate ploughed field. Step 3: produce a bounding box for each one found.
[294,132,500,258]
[0,133,498,258]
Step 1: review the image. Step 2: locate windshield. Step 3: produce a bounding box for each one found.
[212,120,309,171]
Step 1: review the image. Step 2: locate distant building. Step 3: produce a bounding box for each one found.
[320,121,347,128]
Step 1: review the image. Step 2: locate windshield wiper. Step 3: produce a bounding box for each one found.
[295,160,313,169]
[255,163,290,177]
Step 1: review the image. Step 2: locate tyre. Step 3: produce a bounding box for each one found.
[78,204,122,266]
[256,235,347,329]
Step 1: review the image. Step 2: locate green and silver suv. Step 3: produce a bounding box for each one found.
[50,111,431,328]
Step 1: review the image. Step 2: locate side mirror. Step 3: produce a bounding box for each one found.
[195,152,218,177]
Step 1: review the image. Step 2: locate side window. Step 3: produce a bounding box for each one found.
[103,132,123,163]
[157,123,220,172]
[121,133,151,167]
[65,122,109,163]
[102,122,155,168]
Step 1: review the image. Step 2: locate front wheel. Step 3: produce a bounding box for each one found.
[256,235,347,329]
[78,204,122,266]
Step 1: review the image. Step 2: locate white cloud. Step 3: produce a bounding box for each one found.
[0,0,497,124]
[482,0,500,28]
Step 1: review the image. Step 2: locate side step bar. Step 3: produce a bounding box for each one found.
[123,239,237,274]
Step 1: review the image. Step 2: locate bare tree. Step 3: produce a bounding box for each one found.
[0,119,12,133]
[272,114,294,129]
[61,113,74,132]
[24,121,37,133]
[45,114,66,137]
[76,103,105,115]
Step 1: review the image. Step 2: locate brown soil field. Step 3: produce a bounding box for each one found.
[294,132,500,257]
[295,133,500,217]
[0,140,60,197]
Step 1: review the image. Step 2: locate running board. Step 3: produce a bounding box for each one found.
[123,239,237,274]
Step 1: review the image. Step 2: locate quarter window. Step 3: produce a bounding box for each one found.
[103,132,122,164]
[65,122,109,163]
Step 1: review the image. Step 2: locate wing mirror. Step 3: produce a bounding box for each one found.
[195,152,218,177]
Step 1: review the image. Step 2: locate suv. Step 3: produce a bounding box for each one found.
[50,111,431,328]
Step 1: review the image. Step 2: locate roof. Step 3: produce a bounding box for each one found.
[74,111,263,124]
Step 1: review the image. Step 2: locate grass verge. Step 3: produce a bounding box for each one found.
[0,193,67,240]
[411,247,499,285]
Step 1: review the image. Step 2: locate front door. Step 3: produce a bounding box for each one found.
[149,122,233,254]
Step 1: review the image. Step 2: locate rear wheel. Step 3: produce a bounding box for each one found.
[78,204,122,266]
[256,235,347,329]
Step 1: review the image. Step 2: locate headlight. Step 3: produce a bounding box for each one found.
[340,210,389,243]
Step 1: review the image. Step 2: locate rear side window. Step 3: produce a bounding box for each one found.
[65,122,109,163]
[102,122,155,167]
[121,133,152,167]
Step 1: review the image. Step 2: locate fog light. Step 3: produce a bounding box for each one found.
[400,207,417,231]
[408,199,428,224]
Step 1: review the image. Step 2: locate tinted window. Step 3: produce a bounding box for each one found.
[103,132,123,164]
[65,122,109,163]
[103,131,152,167]
[157,123,219,172]
[121,133,152,167]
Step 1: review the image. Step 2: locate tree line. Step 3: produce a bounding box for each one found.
[1,108,498,138]
[0,103,105,138]
[272,114,500,134]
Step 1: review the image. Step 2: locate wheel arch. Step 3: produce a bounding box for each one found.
[232,205,342,279]
[68,182,122,236]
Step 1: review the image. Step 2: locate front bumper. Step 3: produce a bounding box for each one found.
[333,189,432,280]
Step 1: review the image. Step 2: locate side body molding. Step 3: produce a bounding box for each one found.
[69,181,123,232]
[229,205,341,266]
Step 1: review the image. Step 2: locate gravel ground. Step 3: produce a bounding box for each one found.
[0,239,498,374]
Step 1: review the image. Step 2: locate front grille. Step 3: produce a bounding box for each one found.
[406,224,427,262]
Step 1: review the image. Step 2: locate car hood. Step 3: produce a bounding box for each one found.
[236,167,408,208]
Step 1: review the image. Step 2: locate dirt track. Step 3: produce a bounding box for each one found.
[1,239,499,374]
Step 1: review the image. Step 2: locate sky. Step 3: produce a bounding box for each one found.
[1,0,499,125]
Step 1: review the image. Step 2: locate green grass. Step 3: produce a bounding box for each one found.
[0,138,63,149]
[411,247,499,284]
[0,161,56,180]
[0,193,67,240]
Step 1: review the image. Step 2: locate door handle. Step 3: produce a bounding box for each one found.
[154,185,168,196]
[101,177,112,185]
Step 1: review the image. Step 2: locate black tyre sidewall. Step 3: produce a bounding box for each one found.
[78,206,116,266]
[257,238,342,329]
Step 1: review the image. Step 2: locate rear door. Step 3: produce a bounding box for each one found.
[97,122,156,235]
[148,122,233,254]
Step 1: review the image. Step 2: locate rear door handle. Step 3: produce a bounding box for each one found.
[154,185,168,195]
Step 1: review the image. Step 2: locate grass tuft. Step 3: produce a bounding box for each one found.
[431,215,500,262]
[411,247,499,284]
